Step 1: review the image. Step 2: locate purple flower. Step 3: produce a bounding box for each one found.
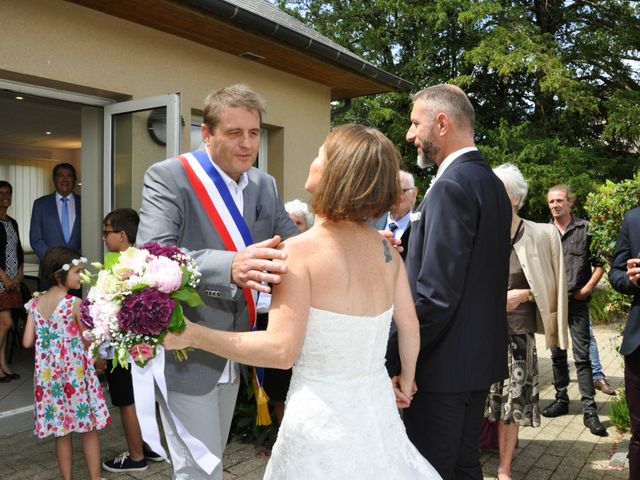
[118,288,175,335]
[80,299,93,328]
[141,242,183,261]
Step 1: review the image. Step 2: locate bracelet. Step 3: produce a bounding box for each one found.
[527,290,535,302]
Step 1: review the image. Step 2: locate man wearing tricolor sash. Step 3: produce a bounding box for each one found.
[137,84,299,480]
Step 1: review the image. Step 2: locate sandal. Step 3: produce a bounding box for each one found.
[1,370,19,380]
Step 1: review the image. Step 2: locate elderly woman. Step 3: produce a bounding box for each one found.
[285,199,314,233]
[0,180,24,382]
[486,164,568,480]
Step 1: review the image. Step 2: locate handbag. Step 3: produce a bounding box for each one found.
[479,418,519,450]
[479,418,499,450]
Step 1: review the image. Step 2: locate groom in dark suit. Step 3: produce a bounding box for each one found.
[392,84,511,479]
[608,206,640,478]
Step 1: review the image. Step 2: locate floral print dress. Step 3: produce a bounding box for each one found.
[27,294,110,438]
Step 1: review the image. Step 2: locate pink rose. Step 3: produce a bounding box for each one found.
[147,256,183,293]
[129,343,155,364]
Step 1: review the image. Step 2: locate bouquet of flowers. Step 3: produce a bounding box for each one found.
[80,242,203,368]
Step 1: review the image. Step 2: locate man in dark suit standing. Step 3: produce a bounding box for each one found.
[30,163,81,291]
[608,206,640,478]
[398,84,511,479]
[383,170,418,261]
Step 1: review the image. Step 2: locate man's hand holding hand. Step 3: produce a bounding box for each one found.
[627,258,640,287]
[391,375,417,409]
[232,236,288,293]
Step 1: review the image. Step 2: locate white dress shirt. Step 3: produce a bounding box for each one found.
[55,192,76,232]
[428,147,478,191]
[384,211,412,240]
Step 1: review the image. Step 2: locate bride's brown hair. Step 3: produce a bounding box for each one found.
[311,124,401,222]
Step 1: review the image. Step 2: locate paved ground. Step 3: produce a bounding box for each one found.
[0,322,629,479]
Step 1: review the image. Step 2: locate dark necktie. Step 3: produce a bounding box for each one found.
[388,222,398,235]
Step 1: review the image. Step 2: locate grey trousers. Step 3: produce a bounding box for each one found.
[158,377,240,480]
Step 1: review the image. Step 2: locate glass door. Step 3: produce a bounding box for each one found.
[103,94,180,212]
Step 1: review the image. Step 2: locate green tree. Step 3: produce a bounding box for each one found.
[276,1,640,215]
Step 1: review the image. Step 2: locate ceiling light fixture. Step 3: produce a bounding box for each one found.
[15,96,24,100]
[45,131,52,135]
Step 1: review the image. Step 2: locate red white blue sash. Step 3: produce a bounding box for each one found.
[178,150,258,326]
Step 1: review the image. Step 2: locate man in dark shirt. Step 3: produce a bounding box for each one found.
[542,185,607,436]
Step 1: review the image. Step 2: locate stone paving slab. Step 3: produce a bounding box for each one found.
[1,323,630,479]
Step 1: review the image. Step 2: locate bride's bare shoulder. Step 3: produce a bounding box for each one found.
[278,228,325,257]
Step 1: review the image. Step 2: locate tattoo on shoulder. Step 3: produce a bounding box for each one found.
[382,239,392,263]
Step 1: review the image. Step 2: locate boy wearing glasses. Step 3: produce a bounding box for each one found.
[98,208,163,472]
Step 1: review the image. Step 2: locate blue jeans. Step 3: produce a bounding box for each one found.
[589,319,605,382]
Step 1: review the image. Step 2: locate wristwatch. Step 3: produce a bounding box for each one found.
[527,290,535,302]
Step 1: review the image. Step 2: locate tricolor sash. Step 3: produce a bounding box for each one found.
[179,150,271,425]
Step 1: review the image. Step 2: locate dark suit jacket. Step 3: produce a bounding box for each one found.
[609,207,640,356]
[399,224,411,262]
[29,192,81,261]
[389,151,511,393]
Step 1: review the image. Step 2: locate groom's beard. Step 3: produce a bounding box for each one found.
[417,136,440,169]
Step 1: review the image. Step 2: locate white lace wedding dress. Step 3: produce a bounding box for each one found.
[263,306,442,479]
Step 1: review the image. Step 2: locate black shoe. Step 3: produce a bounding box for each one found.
[143,447,164,463]
[102,452,148,472]
[541,400,569,418]
[4,372,20,380]
[584,413,608,437]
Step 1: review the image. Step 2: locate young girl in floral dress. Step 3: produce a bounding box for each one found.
[23,246,110,480]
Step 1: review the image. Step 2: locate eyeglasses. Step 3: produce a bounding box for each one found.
[102,230,121,237]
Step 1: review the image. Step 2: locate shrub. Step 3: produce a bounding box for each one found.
[590,284,633,325]
[585,171,640,264]
[584,171,640,319]
[610,387,631,433]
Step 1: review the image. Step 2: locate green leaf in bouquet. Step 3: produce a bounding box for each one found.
[180,265,190,288]
[91,343,101,362]
[168,303,185,332]
[103,251,121,271]
[113,348,129,370]
[171,286,204,307]
[80,271,95,285]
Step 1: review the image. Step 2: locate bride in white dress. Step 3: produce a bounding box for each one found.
[165,124,441,480]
